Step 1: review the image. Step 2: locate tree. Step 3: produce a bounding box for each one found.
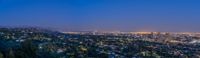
[18,39,37,58]
[0,52,3,58]
[8,49,15,58]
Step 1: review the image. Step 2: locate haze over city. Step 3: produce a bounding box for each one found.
[1,0,200,32]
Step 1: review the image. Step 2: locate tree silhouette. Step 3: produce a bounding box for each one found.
[0,51,3,58]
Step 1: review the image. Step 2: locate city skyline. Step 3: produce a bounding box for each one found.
[1,0,200,32]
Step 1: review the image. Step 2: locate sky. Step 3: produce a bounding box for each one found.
[0,0,200,32]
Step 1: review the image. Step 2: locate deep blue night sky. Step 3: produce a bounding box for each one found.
[0,0,200,32]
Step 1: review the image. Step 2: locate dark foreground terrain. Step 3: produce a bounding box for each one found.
[0,27,199,58]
